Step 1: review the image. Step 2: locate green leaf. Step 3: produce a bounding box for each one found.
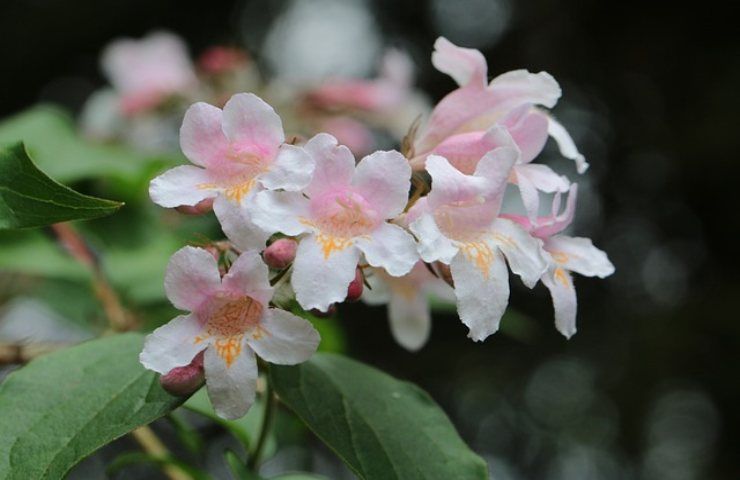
[271,353,488,480]
[0,333,183,479]
[0,143,122,230]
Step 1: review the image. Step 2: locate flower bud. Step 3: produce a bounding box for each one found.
[159,351,205,396]
[263,238,298,269]
[346,268,364,302]
[176,197,214,215]
[433,262,454,287]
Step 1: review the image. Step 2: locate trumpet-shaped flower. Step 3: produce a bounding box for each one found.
[140,246,320,419]
[149,93,314,250]
[249,134,419,311]
[503,185,614,338]
[409,139,548,341]
[363,262,454,351]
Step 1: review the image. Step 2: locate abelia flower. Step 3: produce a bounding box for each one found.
[149,93,314,250]
[363,262,454,351]
[249,134,419,311]
[101,31,198,116]
[411,37,588,174]
[408,139,548,342]
[140,246,320,419]
[503,185,614,338]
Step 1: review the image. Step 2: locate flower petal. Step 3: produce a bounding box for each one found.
[303,133,356,198]
[222,93,284,158]
[140,313,204,374]
[409,212,459,264]
[352,150,411,219]
[513,163,570,220]
[260,144,315,191]
[531,184,578,238]
[491,218,548,288]
[149,165,217,208]
[425,155,488,209]
[431,37,487,87]
[249,190,313,237]
[180,102,229,168]
[546,115,589,173]
[165,246,222,311]
[501,105,549,163]
[541,266,578,338]
[544,235,615,278]
[489,70,561,110]
[221,250,274,306]
[291,236,361,311]
[388,292,431,351]
[356,223,418,277]
[450,249,509,341]
[247,308,320,364]
[214,195,271,252]
[204,342,258,420]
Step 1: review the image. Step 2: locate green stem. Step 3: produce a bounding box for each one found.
[247,370,276,472]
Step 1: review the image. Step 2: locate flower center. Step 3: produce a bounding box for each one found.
[310,190,379,239]
[434,196,495,243]
[195,294,264,367]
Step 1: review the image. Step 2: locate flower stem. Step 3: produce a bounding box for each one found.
[247,369,276,472]
[131,425,192,480]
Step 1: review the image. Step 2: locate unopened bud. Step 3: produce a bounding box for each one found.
[346,268,364,302]
[310,304,336,318]
[160,351,205,396]
[176,198,214,215]
[263,238,297,269]
[433,262,454,287]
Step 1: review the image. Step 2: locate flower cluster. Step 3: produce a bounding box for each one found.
[141,37,613,418]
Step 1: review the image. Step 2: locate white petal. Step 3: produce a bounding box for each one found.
[214,195,271,252]
[204,343,258,420]
[247,308,320,364]
[303,133,356,198]
[489,69,562,109]
[541,266,578,338]
[450,249,509,342]
[356,223,418,277]
[514,167,541,221]
[547,115,589,173]
[388,292,431,351]
[249,190,312,237]
[221,250,274,306]
[260,144,315,191]
[516,163,570,193]
[149,165,216,208]
[165,246,222,311]
[425,155,488,209]
[291,236,361,311]
[222,93,284,154]
[179,102,229,168]
[491,218,548,288]
[432,37,487,87]
[140,313,204,374]
[544,235,615,278]
[473,136,520,199]
[409,213,459,264]
[361,270,392,305]
[352,150,411,219]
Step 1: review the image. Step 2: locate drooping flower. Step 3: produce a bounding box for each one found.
[249,134,419,311]
[503,185,614,338]
[149,93,314,250]
[140,246,320,419]
[409,136,548,341]
[362,262,454,351]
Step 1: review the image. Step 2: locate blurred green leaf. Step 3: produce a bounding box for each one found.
[0,333,183,479]
[0,230,88,280]
[290,304,345,354]
[271,353,488,480]
[224,450,257,480]
[0,143,122,230]
[106,452,211,480]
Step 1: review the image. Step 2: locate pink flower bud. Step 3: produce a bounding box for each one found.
[346,268,364,302]
[310,304,337,318]
[159,351,205,396]
[263,238,298,269]
[175,197,214,215]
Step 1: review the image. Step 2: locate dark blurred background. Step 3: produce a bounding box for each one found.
[1,0,738,478]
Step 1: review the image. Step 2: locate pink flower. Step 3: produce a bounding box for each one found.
[140,246,320,419]
[408,135,548,341]
[149,93,314,251]
[363,262,454,351]
[101,31,198,116]
[249,134,419,311]
[503,185,614,338]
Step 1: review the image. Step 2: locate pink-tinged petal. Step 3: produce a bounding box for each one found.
[165,246,222,311]
[214,195,271,253]
[291,236,361,311]
[431,37,487,87]
[473,136,520,198]
[491,218,548,288]
[409,212,459,264]
[222,93,284,158]
[425,155,489,208]
[149,165,217,208]
[259,144,314,191]
[513,163,570,220]
[421,124,514,174]
[204,342,258,420]
[180,102,229,168]
[541,266,578,338]
[450,249,509,341]
[546,115,589,173]
[140,313,205,374]
[320,116,374,157]
[221,250,273,306]
[388,292,431,351]
[531,184,578,238]
[352,150,411,219]
[489,70,561,110]
[303,133,356,198]
[247,309,320,364]
[249,191,312,237]
[501,105,549,163]
[544,235,615,278]
[514,168,541,221]
[355,223,418,277]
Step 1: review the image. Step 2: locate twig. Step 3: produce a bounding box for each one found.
[247,370,276,471]
[0,341,67,364]
[131,426,192,480]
